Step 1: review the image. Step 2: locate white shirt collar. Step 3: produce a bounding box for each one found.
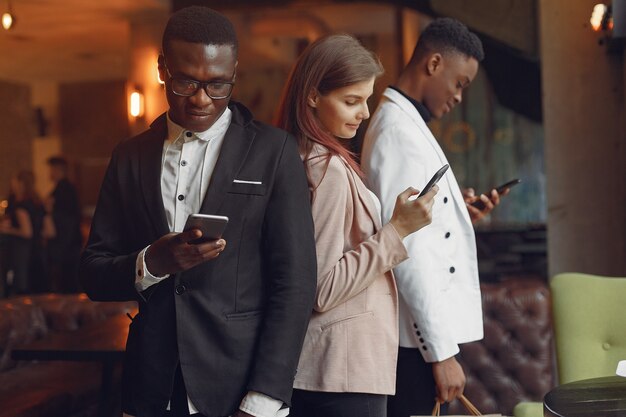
[165,107,232,143]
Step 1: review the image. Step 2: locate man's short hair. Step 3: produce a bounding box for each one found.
[412,17,484,63]
[47,156,68,168]
[162,6,238,57]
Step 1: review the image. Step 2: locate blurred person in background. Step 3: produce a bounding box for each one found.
[46,156,82,293]
[0,170,54,294]
[0,197,11,297]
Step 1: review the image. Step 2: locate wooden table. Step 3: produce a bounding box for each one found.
[544,375,626,416]
[12,312,133,417]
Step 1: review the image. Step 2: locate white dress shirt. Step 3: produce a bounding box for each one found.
[133,109,287,417]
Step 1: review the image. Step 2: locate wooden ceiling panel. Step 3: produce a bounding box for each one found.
[0,0,169,82]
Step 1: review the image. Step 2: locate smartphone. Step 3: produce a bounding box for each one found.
[183,214,229,244]
[415,164,449,198]
[471,178,521,210]
[494,178,522,194]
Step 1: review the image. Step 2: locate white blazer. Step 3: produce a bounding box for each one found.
[361,88,483,362]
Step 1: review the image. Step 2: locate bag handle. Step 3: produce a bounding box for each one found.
[431,395,482,416]
[431,401,441,416]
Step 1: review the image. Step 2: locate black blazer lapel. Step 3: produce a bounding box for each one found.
[139,115,170,237]
[199,121,255,215]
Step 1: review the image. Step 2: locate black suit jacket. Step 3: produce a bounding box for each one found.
[80,102,317,417]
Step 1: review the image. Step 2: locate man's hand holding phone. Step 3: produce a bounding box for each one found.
[145,214,228,276]
[464,188,498,222]
[465,179,520,223]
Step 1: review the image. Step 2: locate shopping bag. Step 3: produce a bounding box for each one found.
[411,394,503,416]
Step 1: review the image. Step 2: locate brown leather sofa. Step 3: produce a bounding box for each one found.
[449,277,555,415]
[1,279,552,417]
[0,293,135,417]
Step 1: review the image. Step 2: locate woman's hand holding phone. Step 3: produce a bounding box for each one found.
[389,185,438,239]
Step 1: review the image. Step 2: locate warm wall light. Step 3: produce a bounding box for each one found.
[129,89,144,118]
[2,0,15,30]
[591,3,612,32]
[1,12,12,30]
[590,1,626,52]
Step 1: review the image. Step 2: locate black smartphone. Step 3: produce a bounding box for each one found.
[494,178,522,194]
[416,164,449,198]
[471,178,521,210]
[184,214,229,244]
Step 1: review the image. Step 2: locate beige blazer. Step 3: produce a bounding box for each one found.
[293,144,408,395]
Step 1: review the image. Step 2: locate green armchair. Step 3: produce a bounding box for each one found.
[514,272,626,417]
[551,272,626,382]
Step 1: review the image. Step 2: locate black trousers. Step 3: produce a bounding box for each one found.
[290,389,387,417]
[387,347,449,417]
[163,364,211,417]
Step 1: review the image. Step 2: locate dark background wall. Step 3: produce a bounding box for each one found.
[0,80,35,198]
[59,80,129,209]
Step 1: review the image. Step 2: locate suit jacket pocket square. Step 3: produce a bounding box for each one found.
[228,181,266,196]
[233,179,263,185]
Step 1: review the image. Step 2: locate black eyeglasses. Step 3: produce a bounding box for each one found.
[164,65,235,99]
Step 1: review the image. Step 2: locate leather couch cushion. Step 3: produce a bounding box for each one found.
[0,294,135,417]
[0,361,111,417]
[0,389,71,417]
[449,278,554,415]
[0,301,48,371]
[28,293,134,331]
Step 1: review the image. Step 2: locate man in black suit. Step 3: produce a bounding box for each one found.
[46,156,82,293]
[80,7,317,417]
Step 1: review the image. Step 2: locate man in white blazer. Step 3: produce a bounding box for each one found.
[362,18,505,416]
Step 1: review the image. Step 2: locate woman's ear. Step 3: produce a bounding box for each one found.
[307,89,319,108]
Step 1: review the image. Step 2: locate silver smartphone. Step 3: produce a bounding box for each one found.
[183,214,229,244]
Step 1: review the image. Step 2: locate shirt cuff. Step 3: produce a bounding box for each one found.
[135,245,169,292]
[239,391,288,417]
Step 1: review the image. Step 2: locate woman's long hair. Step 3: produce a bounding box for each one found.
[274,34,383,191]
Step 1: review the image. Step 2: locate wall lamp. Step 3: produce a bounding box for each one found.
[1,0,15,31]
[591,1,626,52]
[591,4,612,31]
[129,87,145,118]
